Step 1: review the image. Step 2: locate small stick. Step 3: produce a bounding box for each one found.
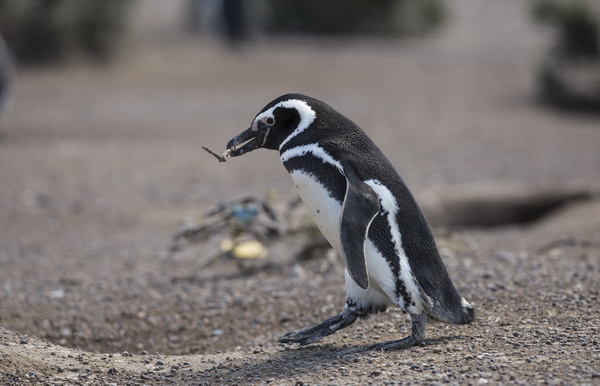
[202,145,228,163]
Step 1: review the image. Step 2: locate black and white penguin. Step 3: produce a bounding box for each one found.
[225,93,474,350]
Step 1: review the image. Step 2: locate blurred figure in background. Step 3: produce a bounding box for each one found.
[222,0,249,46]
[0,33,13,115]
[185,0,251,47]
[0,0,134,65]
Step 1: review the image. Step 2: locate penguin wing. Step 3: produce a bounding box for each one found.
[340,160,380,289]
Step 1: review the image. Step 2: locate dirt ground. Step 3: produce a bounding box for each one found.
[1,0,599,384]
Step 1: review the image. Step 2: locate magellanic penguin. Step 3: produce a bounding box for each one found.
[225,93,474,350]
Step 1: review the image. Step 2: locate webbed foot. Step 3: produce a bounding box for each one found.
[279,308,358,345]
[368,313,426,351]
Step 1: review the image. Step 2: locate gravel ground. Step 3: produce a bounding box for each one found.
[1,0,599,384]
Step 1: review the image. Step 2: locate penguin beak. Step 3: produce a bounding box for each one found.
[226,127,265,157]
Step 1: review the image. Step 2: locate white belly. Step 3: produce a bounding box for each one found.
[289,170,398,310]
[289,170,342,253]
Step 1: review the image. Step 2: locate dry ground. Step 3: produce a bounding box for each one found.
[1,0,599,384]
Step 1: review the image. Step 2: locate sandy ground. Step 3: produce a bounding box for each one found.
[1,0,599,384]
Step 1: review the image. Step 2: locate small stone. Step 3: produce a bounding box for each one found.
[492,251,515,263]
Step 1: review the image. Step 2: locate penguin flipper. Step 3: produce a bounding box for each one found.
[340,160,380,290]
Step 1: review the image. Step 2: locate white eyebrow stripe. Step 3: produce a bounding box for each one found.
[251,99,315,150]
[280,143,343,171]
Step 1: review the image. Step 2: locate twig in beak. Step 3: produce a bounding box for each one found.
[202,145,228,163]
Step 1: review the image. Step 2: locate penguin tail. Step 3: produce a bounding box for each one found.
[454,297,475,325]
[426,294,475,325]
[416,265,475,325]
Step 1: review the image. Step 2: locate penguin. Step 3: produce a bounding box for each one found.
[225,93,474,350]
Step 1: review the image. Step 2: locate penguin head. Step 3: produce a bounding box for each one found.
[226,94,317,156]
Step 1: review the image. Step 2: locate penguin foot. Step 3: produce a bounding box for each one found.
[368,335,420,350]
[368,313,426,351]
[279,308,358,345]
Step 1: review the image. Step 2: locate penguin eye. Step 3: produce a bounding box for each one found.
[263,117,275,126]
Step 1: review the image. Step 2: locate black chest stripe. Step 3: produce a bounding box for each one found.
[282,155,346,203]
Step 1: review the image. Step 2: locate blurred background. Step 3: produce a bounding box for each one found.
[0,0,599,356]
